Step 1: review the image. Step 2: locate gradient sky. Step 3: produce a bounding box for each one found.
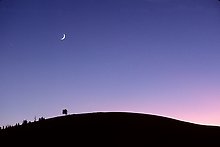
[1,0,220,126]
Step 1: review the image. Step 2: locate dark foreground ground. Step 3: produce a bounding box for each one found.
[1,112,220,146]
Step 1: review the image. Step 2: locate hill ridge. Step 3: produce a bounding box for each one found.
[1,112,220,146]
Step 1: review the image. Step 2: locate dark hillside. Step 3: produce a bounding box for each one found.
[1,112,220,146]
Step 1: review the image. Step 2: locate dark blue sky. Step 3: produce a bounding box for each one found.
[1,0,220,126]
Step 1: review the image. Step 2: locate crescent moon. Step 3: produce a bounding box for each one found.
[61,34,66,40]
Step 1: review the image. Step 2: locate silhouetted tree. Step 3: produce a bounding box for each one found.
[22,120,28,125]
[38,117,45,121]
[15,123,19,127]
[5,125,12,129]
[62,109,68,115]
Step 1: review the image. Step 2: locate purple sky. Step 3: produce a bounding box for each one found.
[1,0,220,126]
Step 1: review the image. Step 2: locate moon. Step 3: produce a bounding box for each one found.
[61,34,66,40]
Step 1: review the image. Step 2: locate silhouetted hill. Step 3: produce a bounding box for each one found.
[1,112,220,146]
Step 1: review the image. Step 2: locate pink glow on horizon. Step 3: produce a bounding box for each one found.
[99,92,220,126]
